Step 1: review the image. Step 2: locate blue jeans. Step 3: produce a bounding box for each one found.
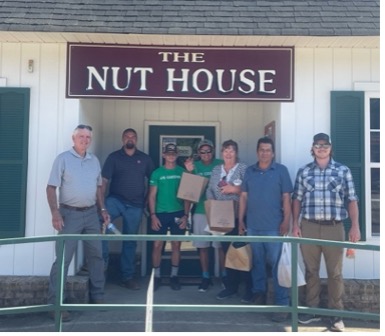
[103,196,143,281]
[247,229,289,305]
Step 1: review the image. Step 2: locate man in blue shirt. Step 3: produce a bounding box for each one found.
[239,137,293,322]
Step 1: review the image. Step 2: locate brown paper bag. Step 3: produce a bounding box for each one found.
[204,199,235,233]
[225,242,252,271]
[177,172,209,203]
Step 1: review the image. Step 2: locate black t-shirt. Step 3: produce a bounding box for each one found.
[102,148,155,207]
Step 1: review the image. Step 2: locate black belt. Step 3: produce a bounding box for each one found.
[60,204,96,211]
[306,219,342,226]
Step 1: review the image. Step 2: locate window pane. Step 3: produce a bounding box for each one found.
[370,131,380,163]
[370,98,380,130]
[371,168,380,235]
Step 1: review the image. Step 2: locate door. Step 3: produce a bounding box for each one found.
[146,125,217,280]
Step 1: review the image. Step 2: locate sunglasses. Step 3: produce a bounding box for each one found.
[199,149,213,154]
[76,124,93,131]
[313,143,331,149]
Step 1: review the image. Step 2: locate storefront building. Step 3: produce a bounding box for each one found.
[0,1,380,280]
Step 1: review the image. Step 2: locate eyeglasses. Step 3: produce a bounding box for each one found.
[313,143,331,149]
[76,124,93,131]
[199,149,213,154]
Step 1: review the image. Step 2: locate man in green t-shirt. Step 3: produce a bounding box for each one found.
[148,143,190,291]
[185,139,223,292]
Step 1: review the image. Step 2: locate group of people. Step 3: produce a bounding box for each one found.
[46,125,360,332]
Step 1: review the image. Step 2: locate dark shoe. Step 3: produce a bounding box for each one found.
[90,298,105,304]
[221,276,229,289]
[330,317,345,332]
[48,311,71,322]
[271,312,289,322]
[154,277,162,291]
[253,293,267,305]
[298,313,322,325]
[170,276,181,290]
[120,278,140,290]
[216,288,236,300]
[241,291,254,304]
[198,278,212,292]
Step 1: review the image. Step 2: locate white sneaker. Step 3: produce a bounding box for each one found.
[330,318,345,332]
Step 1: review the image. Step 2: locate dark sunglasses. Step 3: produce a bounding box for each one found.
[313,143,331,149]
[199,149,213,154]
[76,124,93,131]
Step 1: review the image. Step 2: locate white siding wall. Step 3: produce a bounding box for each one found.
[0,42,379,279]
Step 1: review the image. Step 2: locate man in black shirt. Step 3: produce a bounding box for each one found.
[102,128,154,289]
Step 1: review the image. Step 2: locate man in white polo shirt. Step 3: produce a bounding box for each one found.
[46,124,109,321]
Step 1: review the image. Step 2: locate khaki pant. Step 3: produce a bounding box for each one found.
[300,219,345,310]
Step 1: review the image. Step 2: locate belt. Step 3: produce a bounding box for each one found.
[60,204,96,211]
[306,219,342,226]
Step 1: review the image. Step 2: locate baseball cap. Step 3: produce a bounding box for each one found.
[197,139,214,150]
[163,143,178,153]
[313,133,331,144]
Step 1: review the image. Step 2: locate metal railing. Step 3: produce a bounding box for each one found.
[0,234,380,332]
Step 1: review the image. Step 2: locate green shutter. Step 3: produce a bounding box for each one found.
[0,88,30,238]
[330,91,365,241]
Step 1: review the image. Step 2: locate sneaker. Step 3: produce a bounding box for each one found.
[298,313,322,325]
[216,288,236,300]
[120,278,140,290]
[198,278,212,292]
[253,293,267,305]
[241,291,254,303]
[221,276,229,289]
[330,317,345,332]
[153,277,161,291]
[48,311,71,322]
[170,276,181,290]
[271,312,289,323]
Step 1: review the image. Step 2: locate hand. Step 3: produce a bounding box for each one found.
[348,225,361,243]
[184,157,194,172]
[238,220,247,235]
[291,224,302,237]
[151,215,162,231]
[52,210,64,231]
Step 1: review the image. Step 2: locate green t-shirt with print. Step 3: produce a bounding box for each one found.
[150,165,185,213]
[193,158,223,214]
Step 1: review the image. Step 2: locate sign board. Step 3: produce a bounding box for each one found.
[67,44,294,101]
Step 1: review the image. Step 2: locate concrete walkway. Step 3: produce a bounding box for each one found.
[0,275,380,333]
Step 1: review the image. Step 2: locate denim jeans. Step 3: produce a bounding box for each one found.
[247,228,289,305]
[103,196,143,281]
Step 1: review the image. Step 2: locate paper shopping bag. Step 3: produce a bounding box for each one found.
[225,242,252,271]
[204,199,235,233]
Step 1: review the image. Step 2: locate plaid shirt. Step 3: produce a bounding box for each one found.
[292,158,358,221]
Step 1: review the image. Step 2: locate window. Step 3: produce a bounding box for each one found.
[366,95,380,236]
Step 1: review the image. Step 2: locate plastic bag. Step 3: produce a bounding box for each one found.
[278,240,306,288]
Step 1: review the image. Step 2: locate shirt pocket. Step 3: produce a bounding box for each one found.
[327,176,343,193]
[303,176,315,192]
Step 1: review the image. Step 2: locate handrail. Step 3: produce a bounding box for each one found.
[0,234,380,332]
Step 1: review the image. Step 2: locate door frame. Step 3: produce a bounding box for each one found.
[141,121,220,277]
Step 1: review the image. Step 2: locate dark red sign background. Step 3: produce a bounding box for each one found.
[67,44,294,101]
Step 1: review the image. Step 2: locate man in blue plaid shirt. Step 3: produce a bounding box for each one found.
[292,133,361,332]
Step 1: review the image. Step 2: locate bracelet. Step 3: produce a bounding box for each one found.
[100,208,107,212]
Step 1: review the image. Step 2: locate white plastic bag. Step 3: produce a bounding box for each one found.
[278,240,306,288]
